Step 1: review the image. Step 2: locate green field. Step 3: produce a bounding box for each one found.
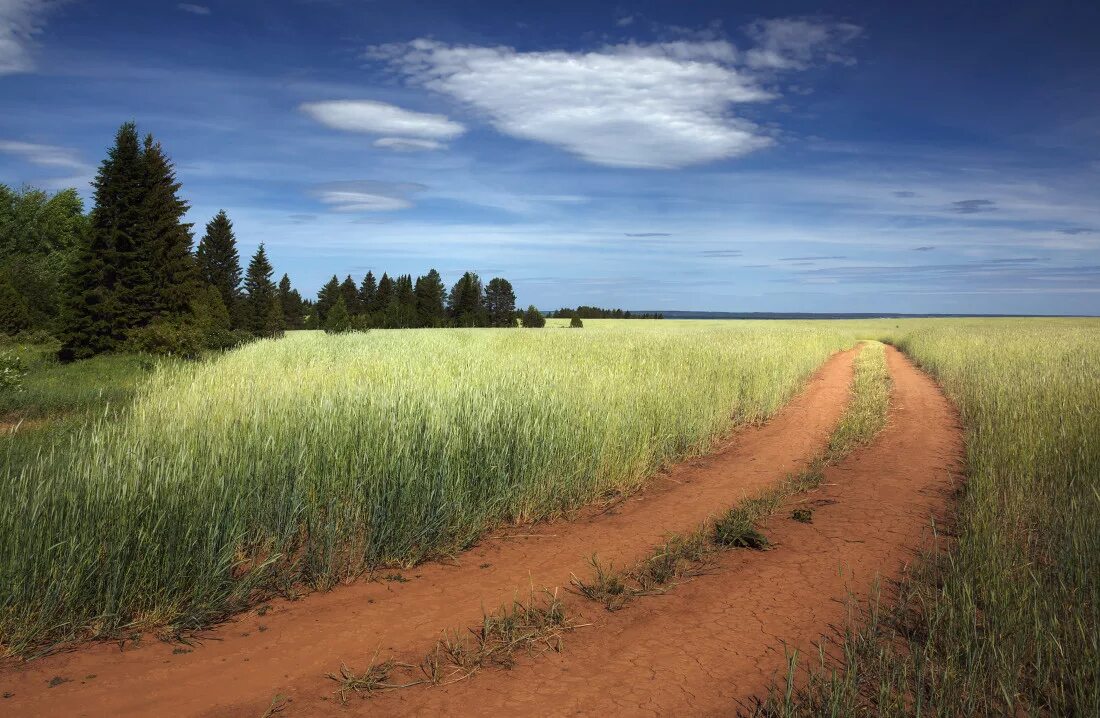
[2,318,1097,717]
[1,321,856,653]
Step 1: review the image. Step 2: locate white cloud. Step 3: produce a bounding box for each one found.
[743,18,862,70]
[369,39,775,169]
[300,99,466,154]
[0,139,87,169]
[372,137,445,152]
[311,180,425,212]
[176,3,211,15]
[0,0,59,75]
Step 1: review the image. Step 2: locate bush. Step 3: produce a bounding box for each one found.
[124,318,209,358]
[570,315,583,329]
[0,350,27,394]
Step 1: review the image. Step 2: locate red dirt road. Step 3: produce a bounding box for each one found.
[1,349,860,717]
[360,345,964,717]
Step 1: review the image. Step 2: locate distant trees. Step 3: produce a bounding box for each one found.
[521,305,545,328]
[550,306,662,320]
[243,244,283,337]
[306,268,522,330]
[195,210,243,328]
[278,274,306,329]
[484,278,517,327]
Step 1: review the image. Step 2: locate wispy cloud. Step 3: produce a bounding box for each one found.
[950,198,997,214]
[913,245,936,251]
[176,3,210,15]
[743,17,862,70]
[779,255,847,261]
[0,139,87,170]
[625,232,671,237]
[300,99,465,152]
[310,180,426,212]
[0,0,61,75]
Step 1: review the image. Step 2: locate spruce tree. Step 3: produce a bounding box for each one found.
[339,274,361,315]
[414,269,446,327]
[278,274,305,329]
[522,305,545,328]
[375,273,394,312]
[358,271,377,311]
[391,274,416,328]
[324,296,351,333]
[58,222,116,360]
[195,210,243,327]
[315,275,340,323]
[484,277,517,327]
[59,123,145,357]
[0,276,31,335]
[242,244,279,335]
[448,272,485,327]
[140,134,196,319]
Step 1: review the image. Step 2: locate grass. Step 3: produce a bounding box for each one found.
[755,319,1100,717]
[0,322,856,655]
[328,589,574,703]
[574,341,891,608]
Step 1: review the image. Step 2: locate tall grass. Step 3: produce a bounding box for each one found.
[0,323,854,655]
[760,318,1100,717]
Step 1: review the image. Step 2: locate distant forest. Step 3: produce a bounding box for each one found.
[549,306,663,319]
[0,123,556,360]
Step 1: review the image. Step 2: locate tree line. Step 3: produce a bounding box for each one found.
[0,122,556,359]
[548,306,663,320]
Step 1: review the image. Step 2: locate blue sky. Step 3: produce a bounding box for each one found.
[1,0,1098,314]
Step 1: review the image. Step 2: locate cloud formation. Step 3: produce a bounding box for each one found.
[0,0,59,75]
[950,198,997,214]
[300,99,465,151]
[0,139,86,169]
[371,27,854,169]
[310,180,426,212]
[743,17,862,70]
[176,3,210,15]
[625,232,671,237]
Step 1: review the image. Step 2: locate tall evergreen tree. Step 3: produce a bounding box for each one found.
[140,134,196,319]
[375,272,394,311]
[278,273,305,329]
[59,123,145,357]
[358,271,377,311]
[324,296,352,333]
[391,274,417,328]
[195,210,243,327]
[339,274,361,315]
[315,275,340,322]
[448,271,485,327]
[414,269,446,327]
[484,277,517,327]
[243,243,280,335]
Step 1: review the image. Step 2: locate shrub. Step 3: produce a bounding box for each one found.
[522,305,546,328]
[0,350,27,394]
[569,315,583,329]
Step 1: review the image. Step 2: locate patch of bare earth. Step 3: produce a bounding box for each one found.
[1,349,863,717]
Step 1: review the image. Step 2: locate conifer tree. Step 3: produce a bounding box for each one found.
[521,305,545,328]
[243,243,279,335]
[278,274,305,329]
[448,271,485,327]
[140,134,196,319]
[0,276,31,335]
[59,123,145,357]
[358,271,377,311]
[339,274,360,315]
[375,272,394,312]
[414,269,446,327]
[391,274,416,328]
[315,275,340,323]
[484,277,517,327]
[195,210,243,327]
[324,296,351,333]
